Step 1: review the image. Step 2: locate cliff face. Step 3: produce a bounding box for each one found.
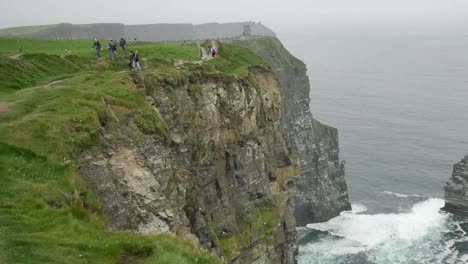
[68,37,350,262]
[443,155,468,215]
[241,38,351,225]
[78,66,298,263]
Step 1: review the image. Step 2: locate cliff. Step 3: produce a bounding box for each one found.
[443,155,468,215]
[0,35,350,263]
[239,38,351,225]
[0,39,298,263]
[0,22,275,41]
[78,47,300,263]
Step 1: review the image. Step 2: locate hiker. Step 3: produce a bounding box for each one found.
[128,51,135,70]
[107,40,117,60]
[119,37,127,55]
[134,51,142,70]
[92,38,101,57]
[211,46,217,57]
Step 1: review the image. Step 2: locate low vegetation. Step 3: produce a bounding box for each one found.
[0,38,220,264]
[200,41,268,76]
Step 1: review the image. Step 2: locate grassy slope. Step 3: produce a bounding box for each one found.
[200,41,268,76]
[0,37,267,263]
[0,39,219,264]
[234,37,304,70]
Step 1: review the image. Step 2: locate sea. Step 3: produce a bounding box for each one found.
[278,25,468,263]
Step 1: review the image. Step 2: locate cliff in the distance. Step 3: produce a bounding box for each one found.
[240,38,351,225]
[0,22,275,41]
[443,155,468,215]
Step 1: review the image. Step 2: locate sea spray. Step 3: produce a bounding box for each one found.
[299,199,462,264]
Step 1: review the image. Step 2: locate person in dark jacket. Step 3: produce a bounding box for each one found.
[134,51,142,70]
[107,40,117,60]
[119,37,127,55]
[128,51,135,70]
[92,38,101,58]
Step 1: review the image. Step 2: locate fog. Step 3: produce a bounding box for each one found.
[2,0,468,31]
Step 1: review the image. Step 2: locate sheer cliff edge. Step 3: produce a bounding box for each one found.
[241,38,351,225]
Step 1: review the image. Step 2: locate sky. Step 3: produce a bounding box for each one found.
[1,0,468,31]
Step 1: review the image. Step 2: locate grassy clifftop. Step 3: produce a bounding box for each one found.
[0,37,275,263]
[0,39,228,264]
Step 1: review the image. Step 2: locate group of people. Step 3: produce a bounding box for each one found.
[92,38,220,71]
[92,37,141,71]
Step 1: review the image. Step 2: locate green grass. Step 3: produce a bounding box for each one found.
[234,37,304,70]
[201,41,268,77]
[0,38,222,263]
[0,38,199,60]
[218,209,277,260]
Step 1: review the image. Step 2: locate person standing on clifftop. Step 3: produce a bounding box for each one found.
[92,38,101,58]
[119,37,127,55]
[211,46,217,57]
[134,51,141,70]
[128,51,135,70]
[107,40,117,60]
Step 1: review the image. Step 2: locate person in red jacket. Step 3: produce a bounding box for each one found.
[211,46,217,57]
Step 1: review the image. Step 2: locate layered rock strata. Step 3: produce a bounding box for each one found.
[443,155,468,215]
[79,66,299,263]
[242,38,351,225]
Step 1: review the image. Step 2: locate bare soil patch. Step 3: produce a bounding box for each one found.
[0,102,12,113]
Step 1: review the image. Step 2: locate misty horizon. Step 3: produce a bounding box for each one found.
[2,0,468,33]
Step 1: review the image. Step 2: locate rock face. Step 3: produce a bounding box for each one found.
[77,37,351,263]
[79,66,298,263]
[443,155,468,215]
[242,38,351,225]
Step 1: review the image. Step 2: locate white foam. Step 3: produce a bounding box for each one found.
[300,236,367,256]
[350,203,368,214]
[306,198,447,249]
[381,191,422,198]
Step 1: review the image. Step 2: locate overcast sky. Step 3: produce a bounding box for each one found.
[2,0,468,30]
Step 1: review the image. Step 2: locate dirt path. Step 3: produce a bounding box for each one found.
[0,102,12,113]
[46,80,64,87]
[174,41,217,68]
[8,53,23,60]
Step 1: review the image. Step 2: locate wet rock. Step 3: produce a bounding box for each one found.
[443,155,468,215]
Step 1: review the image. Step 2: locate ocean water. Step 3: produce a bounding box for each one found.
[278,27,468,263]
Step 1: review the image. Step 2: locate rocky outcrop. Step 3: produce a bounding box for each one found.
[241,38,351,225]
[78,67,298,263]
[443,155,468,215]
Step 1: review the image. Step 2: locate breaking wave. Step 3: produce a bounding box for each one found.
[299,198,468,264]
[381,191,423,198]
